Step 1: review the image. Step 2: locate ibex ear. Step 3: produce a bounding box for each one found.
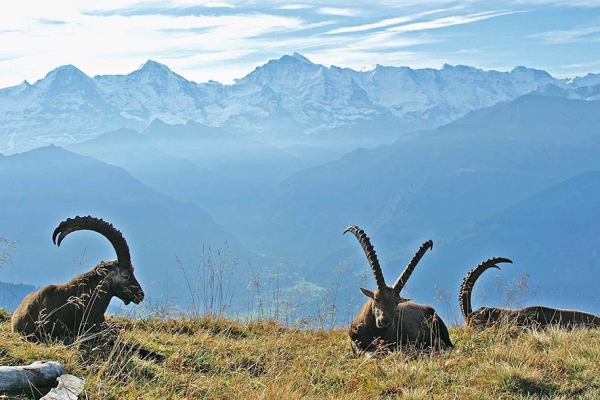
[360,288,375,299]
[398,296,410,304]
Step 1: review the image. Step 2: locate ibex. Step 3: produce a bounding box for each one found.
[11,215,145,342]
[460,257,600,329]
[345,226,453,353]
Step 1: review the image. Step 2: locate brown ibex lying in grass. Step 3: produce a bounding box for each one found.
[345,226,453,353]
[460,257,600,329]
[11,215,145,342]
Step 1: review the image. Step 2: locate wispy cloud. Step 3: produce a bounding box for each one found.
[549,59,600,78]
[529,26,600,44]
[203,2,236,7]
[36,19,67,26]
[512,0,600,7]
[388,10,521,32]
[563,59,600,69]
[325,8,457,35]
[81,0,237,11]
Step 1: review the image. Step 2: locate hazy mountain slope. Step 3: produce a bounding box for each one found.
[456,94,600,145]
[0,145,244,305]
[66,127,222,205]
[441,170,600,314]
[256,95,600,288]
[64,121,347,247]
[141,119,323,181]
[0,281,38,312]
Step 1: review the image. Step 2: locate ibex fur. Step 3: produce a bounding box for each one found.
[460,257,600,329]
[345,226,453,353]
[11,215,145,342]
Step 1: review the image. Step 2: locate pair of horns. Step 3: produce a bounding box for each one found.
[344,225,432,293]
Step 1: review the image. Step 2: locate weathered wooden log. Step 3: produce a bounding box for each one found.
[41,374,86,400]
[0,361,65,391]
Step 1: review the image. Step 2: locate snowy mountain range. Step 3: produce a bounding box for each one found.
[2,52,600,155]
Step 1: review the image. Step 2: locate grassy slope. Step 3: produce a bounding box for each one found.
[1,311,599,400]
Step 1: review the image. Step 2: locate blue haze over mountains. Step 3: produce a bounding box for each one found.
[1,53,599,322]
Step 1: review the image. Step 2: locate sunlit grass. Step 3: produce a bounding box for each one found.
[1,311,599,399]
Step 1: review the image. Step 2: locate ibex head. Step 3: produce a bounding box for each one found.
[53,215,144,305]
[344,226,433,329]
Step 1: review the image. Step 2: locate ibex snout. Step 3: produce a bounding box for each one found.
[133,287,145,304]
[119,284,144,305]
[377,316,391,328]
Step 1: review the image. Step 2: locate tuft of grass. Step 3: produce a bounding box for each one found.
[0,308,9,322]
[1,314,599,399]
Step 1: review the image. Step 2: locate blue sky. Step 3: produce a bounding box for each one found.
[1,0,599,88]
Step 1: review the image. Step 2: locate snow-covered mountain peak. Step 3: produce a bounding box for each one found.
[238,53,322,86]
[0,80,31,96]
[510,65,554,80]
[442,64,482,73]
[27,64,104,105]
[130,59,184,83]
[136,59,173,74]
[360,64,378,73]
[36,64,92,89]
[290,52,312,63]
[568,72,600,87]
[441,63,462,70]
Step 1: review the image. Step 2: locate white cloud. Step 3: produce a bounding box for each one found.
[276,4,314,10]
[315,7,360,17]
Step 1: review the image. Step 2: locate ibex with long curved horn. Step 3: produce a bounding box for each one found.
[11,215,145,342]
[460,257,600,329]
[345,226,453,353]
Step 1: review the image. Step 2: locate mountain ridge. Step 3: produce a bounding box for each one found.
[2,53,598,155]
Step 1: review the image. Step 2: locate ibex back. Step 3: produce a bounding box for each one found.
[460,257,600,329]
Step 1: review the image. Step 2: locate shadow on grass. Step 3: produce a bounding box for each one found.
[500,372,558,397]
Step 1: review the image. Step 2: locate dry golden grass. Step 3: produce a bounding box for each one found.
[1,313,599,399]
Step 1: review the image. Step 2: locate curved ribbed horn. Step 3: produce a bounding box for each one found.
[392,240,433,293]
[52,215,132,268]
[459,257,512,322]
[344,226,386,289]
